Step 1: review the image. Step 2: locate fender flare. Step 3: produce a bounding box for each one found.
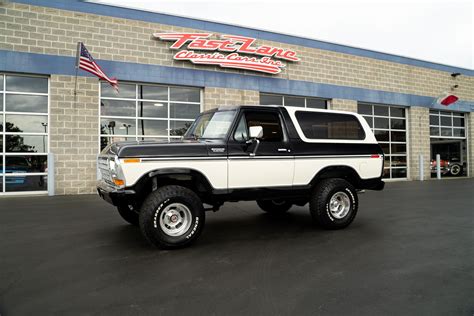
[309,165,362,188]
[134,167,216,192]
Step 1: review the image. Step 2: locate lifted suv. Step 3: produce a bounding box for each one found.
[97,105,384,249]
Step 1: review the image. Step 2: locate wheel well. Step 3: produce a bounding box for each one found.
[311,166,362,189]
[132,168,214,206]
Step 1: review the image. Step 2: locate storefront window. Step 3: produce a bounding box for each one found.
[358,103,407,179]
[429,110,468,177]
[260,93,328,109]
[100,82,201,150]
[1,73,49,194]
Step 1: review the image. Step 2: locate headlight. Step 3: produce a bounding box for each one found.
[109,157,125,188]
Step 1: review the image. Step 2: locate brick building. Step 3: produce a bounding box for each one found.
[0,0,473,195]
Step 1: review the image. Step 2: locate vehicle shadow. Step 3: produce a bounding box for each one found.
[102,206,370,251]
[200,210,333,245]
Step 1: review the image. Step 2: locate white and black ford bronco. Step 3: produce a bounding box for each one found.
[97,105,384,249]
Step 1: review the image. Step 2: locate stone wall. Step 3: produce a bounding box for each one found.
[331,99,358,113]
[203,88,259,111]
[407,107,431,180]
[50,75,99,194]
[0,2,473,102]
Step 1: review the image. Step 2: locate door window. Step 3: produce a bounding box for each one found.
[233,111,284,142]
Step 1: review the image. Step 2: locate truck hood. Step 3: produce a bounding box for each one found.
[102,139,227,158]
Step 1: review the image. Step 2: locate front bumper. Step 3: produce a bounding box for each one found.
[430,167,449,174]
[97,181,136,206]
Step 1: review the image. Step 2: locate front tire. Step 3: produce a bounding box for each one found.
[309,178,358,229]
[139,185,205,249]
[117,204,139,226]
[257,199,292,214]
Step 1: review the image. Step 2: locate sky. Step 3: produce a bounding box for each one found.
[96,0,473,69]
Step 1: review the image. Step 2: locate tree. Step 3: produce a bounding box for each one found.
[170,122,192,136]
[5,122,35,152]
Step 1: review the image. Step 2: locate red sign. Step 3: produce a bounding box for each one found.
[154,33,300,74]
[435,92,459,106]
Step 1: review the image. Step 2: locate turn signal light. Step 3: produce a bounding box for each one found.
[113,178,125,186]
[123,158,141,163]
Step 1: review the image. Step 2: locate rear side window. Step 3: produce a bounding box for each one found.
[295,111,365,140]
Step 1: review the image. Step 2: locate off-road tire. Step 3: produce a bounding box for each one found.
[257,199,292,214]
[139,185,205,249]
[117,204,139,226]
[309,178,358,229]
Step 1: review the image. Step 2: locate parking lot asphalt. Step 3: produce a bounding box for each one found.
[0,179,473,315]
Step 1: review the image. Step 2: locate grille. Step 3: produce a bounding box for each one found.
[98,157,114,186]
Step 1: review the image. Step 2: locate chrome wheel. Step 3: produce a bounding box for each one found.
[450,164,461,176]
[158,203,192,237]
[329,192,351,219]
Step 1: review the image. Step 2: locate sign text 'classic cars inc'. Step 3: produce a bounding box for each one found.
[154,33,300,74]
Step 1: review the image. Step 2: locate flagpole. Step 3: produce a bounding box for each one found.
[74,42,81,102]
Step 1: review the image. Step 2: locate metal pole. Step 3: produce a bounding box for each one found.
[47,152,55,196]
[436,154,441,179]
[74,42,81,102]
[419,154,424,181]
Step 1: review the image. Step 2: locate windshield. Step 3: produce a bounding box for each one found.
[184,110,236,139]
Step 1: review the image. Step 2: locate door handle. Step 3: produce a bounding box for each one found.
[278,148,291,152]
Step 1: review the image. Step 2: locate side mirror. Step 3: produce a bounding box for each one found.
[247,126,263,156]
[249,126,263,139]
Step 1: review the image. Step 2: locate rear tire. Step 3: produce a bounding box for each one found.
[309,178,358,229]
[257,199,292,214]
[139,185,205,249]
[117,204,139,226]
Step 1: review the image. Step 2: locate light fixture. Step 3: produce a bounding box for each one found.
[154,103,164,107]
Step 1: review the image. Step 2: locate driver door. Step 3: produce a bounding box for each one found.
[227,109,294,189]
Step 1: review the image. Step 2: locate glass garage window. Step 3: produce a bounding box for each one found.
[429,110,468,178]
[100,82,201,150]
[260,93,329,109]
[358,103,407,179]
[429,110,465,138]
[1,74,49,194]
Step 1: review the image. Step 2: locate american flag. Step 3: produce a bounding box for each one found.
[77,42,118,91]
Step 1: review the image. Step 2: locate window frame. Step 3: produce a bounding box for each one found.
[1,73,50,195]
[294,110,366,141]
[260,93,330,110]
[232,109,286,143]
[429,110,468,178]
[287,108,368,144]
[358,102,408,180]
[429,110,466,139]
[98,82,202,150]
